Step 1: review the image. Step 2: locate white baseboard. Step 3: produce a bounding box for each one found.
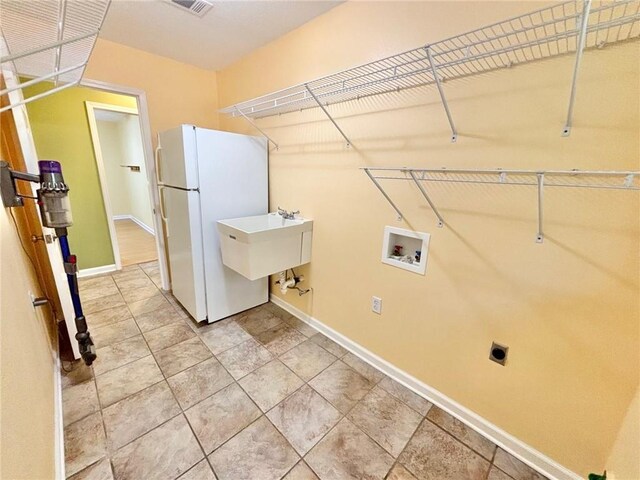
[113,214,155,235]
[77,264,117,278]
[269,294,581,480]
[53,354,65,480]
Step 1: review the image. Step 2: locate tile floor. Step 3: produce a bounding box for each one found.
[64,261,549,480]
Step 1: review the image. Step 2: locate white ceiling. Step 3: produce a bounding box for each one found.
[99,0,343,71]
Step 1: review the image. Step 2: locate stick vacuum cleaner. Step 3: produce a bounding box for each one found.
[1,159,96,365]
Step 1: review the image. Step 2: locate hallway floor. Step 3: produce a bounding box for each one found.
[114,218,157,267]
[63,262,548,480]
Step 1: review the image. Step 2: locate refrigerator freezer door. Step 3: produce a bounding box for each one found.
[196,129,268,322]
[163,187,207,321]
[158,125,199,189]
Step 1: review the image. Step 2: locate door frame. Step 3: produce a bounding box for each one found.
[81,79,169,290]
[85,101,138,271]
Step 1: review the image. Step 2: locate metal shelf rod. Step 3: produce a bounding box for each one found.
[426,46,457,143]
[409,170,445,227]
[0,31,97,64]
[0,62,85,97]
[305,84,352,147]
[0,79,80,114]
[562,0,592,136]
[364,168,404,220]
[234,107,279,150]
[362,167,639,176]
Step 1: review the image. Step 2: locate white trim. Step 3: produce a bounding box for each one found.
[53,355,65,480]
[113,214,155,235]
[85,101,137,271]
[269,294,582,480]
[81,78,170,292]
[77,264,117,278]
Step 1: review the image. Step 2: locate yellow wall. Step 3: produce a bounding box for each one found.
[217,1,639,476]
[0,198,56,479]
[85,38,219,146]
[25,86,137,269]
[607,387,640,480]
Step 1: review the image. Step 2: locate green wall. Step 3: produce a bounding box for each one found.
[24,83,137,270]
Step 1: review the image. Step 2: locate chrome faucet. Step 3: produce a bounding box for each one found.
[277,207,300,220]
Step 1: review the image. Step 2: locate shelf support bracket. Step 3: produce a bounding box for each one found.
[536,173,544,243]
[562,0,592,137]
[234,107,279,150]
[409,170,445,227]
[305,84,352,147]
[364,169,404,221]
[426,46,458,143]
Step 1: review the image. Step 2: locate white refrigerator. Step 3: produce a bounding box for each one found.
[157,125,268,323]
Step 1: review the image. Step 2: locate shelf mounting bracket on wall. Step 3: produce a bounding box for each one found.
[234,107,279,150]
[536,173,545,243]
[426,46,458,143]
[562,0,592,137]
[304,84,352,147]
[409,170,445,227]
[364,168,404,220]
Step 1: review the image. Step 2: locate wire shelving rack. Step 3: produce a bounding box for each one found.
[0,0,111,113]
[220,0,640,145]
[362,167,640,243]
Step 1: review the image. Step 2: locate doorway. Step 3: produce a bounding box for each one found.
[86,102,157,268]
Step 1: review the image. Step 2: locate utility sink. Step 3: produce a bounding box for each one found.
[217,213,313,280]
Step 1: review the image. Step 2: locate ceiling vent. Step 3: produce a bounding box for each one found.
[166,0,213,17]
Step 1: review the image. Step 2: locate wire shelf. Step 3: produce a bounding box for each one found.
[0,0,111,112]
[363,167,640,242]
[220,1,640,120]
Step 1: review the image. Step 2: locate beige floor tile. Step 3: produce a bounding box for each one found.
[93,335,150,376]
[308,361,374,414]
[84,293,126,315]
[305,418,394,480]
[111,415,203,480]
[82,281,121,302]
[114,275,155,291]
[62,360,94,389]
[280,340,337,382]
[143,322,195,352]
[79,275,116,290]
[86,306,132,330]
[387,464,418,480]
[167,357,233,409]
[267,385,341,455]
[398,420,490,480]
[256,323,307,356]
[68,457,114,480]
[92,318,140,349]
[178,459,217,480]
[493,449,549,480]
[216,338,273,379]
[237,308,283,336]
[139,260,159,272]
[127,292,170,317]
[487,466,514,480]
[378,376,432,415]
[199,321,252,354]
[308,333,348,358]
[347,386,422,457]
[427,406,496,460]
[121,284,161,304]
[342,353,384,384]
[134,305,183,332]
[63,381,100,427]
[111,266,147,283]
[281,315,317,337]
[154,337,212,377]
[95,355,163,408]
[238,360,303,412]
[283,462,319,480]
[185,383,261,454]
[102,382,181,451]
[208,416,299,480]
[64,412,107,477]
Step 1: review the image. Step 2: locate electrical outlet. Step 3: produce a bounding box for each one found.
[371,296,382,314]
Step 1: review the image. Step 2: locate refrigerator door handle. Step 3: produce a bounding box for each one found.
[154,138,165,187]
[158,185,169,236]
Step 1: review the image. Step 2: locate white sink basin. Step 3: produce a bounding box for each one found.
[217,213,313,280]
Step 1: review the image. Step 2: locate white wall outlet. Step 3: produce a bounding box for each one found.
[371,296,382,314]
